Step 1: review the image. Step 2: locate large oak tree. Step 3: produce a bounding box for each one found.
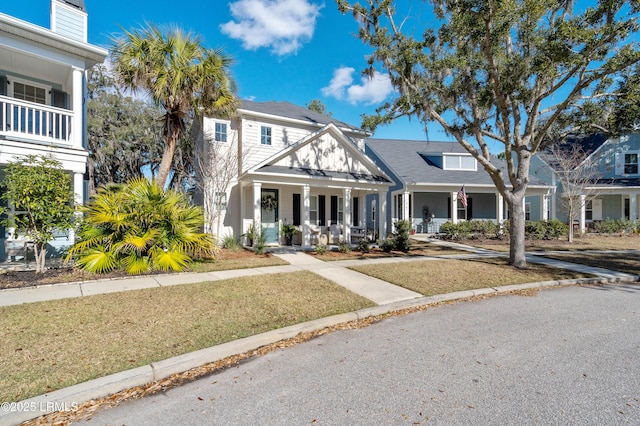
[338,0,640,267]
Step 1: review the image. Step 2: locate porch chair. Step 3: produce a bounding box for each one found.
[326,224,343,244]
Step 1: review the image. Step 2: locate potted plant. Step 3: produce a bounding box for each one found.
[281,222,297,246]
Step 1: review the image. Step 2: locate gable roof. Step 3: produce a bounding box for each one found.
[239,100,365,134]
[541,133,608,171]
[245,123,391,185]
[366,138,548,187]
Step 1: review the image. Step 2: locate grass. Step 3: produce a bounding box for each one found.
[540,252,640,276]
[350,257,591,296]
[0,271,374,402]
[469,234,640,252]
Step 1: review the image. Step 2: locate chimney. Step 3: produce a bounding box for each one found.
[50,0,88,43]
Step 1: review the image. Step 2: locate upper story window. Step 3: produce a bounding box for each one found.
[443,154,476,171]
[624,152,638,174]
[13,82,46,105]
[214,122,227,142]
[261,126,272,145]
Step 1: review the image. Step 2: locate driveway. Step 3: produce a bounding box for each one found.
[80,283,640,425]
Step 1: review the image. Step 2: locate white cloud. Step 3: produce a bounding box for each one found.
[221,0,323,56]
[321,67,355,99]
[322,66,393,105]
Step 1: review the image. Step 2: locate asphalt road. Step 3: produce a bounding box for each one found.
[81,283,640,425]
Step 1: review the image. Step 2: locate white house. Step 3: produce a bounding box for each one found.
[0,0,107,260]
[531,133,640,233]
[200,100,393,247]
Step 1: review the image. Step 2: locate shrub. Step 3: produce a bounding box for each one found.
[314,244,327,255]
[380,238,396,253]
[67,178,215,274]
[254,226,267,254]
[393,220,412,252]
[524,221,546,240]
[542,219,567,239]
[439,221,471,240]
[357,238,371,253]
[222,235,241,251]
[338,240,352,254]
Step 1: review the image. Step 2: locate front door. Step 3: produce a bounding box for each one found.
[261,189,279,244]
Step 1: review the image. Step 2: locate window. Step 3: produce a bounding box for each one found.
[13,82,46,105]
[443,155,476,171]
[261,126,272,145]
[214,191,227,210]
[371,200,376,222]
[338,197,344,224]
[624,153,638,174]
[525,202,531,221]
[457,198,467,220]
[585,200,593,221]
[214,123,227,142]
[309,195,318,225]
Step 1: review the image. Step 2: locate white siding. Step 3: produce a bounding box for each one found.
[274,134,370,173]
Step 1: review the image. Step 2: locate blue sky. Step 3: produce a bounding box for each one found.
[0,0,446,141]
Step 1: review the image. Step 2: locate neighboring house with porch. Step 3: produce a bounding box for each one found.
[200,100,393,247]
[365,138,553,234]
[531,133,640,233]
[0,0,107,260]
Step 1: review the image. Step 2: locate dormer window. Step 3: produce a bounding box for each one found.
[444,154,476,171]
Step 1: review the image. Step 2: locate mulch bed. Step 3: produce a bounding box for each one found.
[0,249,267,291]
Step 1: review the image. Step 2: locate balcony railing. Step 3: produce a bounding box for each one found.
[0,95,73,146]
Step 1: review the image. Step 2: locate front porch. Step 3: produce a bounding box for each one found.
[390,187,553,234]
[240,182,388,248]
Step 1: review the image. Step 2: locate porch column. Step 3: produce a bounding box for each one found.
[631,192,638,220]
[360,194,367,227]
[253,182,262,246]
[378,191,387,240]
[402,191,410,222]
[496,193,504,224]
[72,67,84,149]
[69,172,84,243]
[239,185,245,237]
[542,193,550,221]
[579,194,586,235]
[451,191,459,224]
[302,185,311,247]
[343,188,351,243]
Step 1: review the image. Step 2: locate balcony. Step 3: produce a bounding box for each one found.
[0,95,73,146]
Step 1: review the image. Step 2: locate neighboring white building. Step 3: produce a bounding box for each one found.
[201,100,393,247]
[532,133,640,233]
[0,0,107,260]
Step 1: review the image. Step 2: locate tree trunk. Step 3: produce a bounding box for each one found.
[508,198,527,269]
[34,242,47,274]
[156,133,177,189]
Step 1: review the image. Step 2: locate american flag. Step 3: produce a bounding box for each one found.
[458,186,468,208]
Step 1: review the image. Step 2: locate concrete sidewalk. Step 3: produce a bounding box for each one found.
[1,244,638,426]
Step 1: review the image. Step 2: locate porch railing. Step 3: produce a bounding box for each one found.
[0,95,73,146]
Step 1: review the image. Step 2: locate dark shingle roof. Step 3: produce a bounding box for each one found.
[542,133,608,171]
[255,165,390,183]
[61,0,86,11]
[366,138,548,187]
[239,100,363,133]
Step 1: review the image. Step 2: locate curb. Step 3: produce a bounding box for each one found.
[1,275,637,425]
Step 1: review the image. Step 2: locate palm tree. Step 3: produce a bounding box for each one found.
[67,178,216,274]
[110,24,238,188]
